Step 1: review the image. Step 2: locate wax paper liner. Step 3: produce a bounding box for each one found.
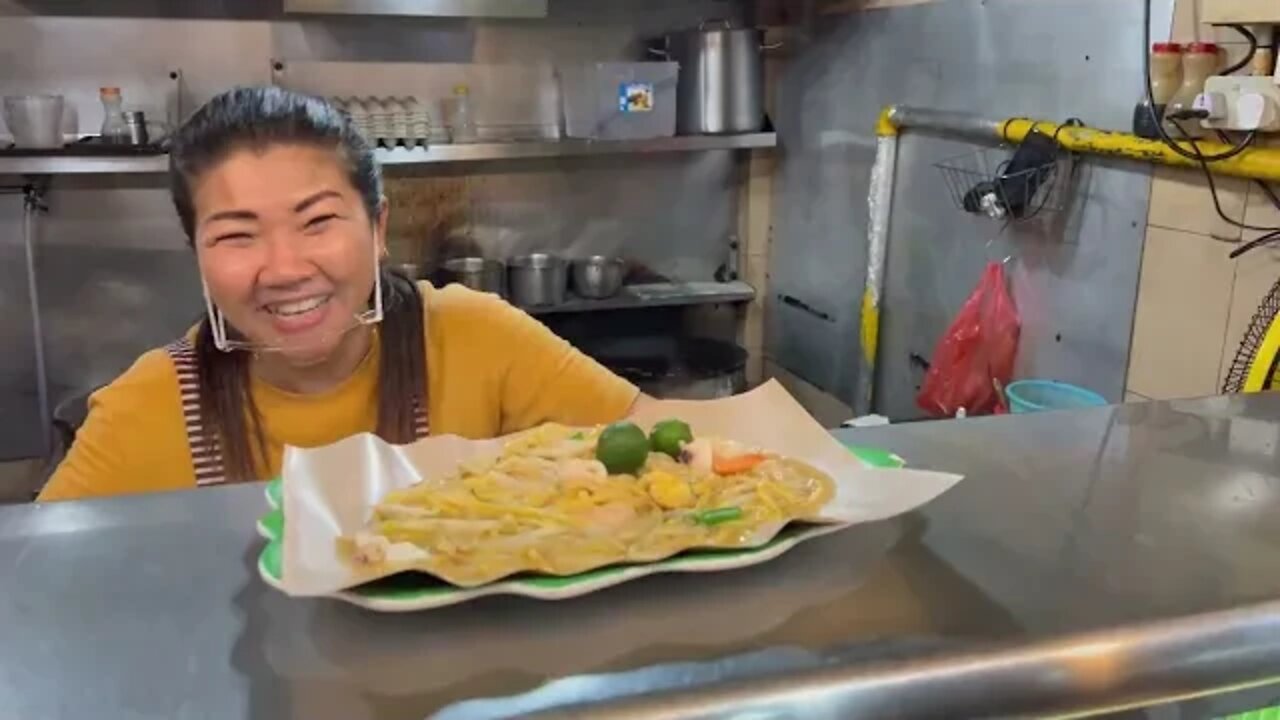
[279,380,962,597]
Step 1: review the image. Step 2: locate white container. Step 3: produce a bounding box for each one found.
[559,62,679,140]
[3,95,66,148]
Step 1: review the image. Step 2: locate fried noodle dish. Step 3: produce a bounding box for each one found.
[339,420,835,587]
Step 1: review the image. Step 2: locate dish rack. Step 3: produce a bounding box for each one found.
[331,96,433,148]
[935,146,1075,222]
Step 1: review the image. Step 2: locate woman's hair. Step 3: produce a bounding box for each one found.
[169,86,425,482]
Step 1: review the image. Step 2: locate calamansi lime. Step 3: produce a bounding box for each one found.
[649,419,693,458]
[595,422,650,475]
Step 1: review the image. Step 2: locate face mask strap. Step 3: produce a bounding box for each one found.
[201,274,233,352]
[369,235,384,323]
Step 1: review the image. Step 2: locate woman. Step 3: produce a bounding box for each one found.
[39,87,641,501]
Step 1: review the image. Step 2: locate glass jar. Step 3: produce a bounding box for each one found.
[99,87,129,144]
[447,84,479,144]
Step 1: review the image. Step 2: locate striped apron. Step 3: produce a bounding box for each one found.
[164,339,429,486]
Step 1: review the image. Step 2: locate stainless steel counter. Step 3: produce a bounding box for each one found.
[3,394,1280,719]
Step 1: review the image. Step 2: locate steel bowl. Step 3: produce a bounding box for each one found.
[443,257,506,296]
[508,253,568,307]
[571,255,626,299]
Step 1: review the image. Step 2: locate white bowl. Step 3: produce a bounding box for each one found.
[3,95,66,148]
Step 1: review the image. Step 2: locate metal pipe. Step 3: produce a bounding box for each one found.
[1002,118,1280,182]
[855,131,898,416]
[885,105,1004,142]
[21,184,51,458]
[854,104,1280,414]
[531,599,1280,719]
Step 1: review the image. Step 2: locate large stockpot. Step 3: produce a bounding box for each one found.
[570,256,626,299]
[442,257,506,296]
[508,253,568,307]
[653,21,773,135]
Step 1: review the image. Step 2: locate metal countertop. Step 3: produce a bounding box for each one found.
[2,393,1279,719]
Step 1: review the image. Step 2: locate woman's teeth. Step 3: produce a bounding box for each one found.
[267,296,330,317]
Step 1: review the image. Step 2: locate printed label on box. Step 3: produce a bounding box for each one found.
[619,83,654,113]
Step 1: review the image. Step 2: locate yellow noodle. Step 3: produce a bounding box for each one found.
[342,425,837,586]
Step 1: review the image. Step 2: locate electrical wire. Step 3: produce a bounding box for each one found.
[1229,229,1280,258]
[1142,0,1259,162]
[1220,25,1258,76]
[1256,179,1280,213]
[1173,121,1279,233]
[1217,128,1280,216]
[1142,0,1280,257]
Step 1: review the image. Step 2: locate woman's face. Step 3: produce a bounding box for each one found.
[191,143,386,366]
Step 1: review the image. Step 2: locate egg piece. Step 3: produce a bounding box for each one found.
[643,470,695,509]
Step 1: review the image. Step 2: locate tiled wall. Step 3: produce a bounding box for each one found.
[1126,0,1280,401]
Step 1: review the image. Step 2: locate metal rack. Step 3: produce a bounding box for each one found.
[523,281,755,315]
[0,133,777,176]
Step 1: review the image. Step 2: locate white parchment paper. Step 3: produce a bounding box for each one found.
[281,380,962,596]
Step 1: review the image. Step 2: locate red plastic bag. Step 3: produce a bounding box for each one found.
[916,262,1020,418]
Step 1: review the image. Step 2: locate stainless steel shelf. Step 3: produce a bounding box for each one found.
[0,133,776,176]
[377,133,778,166]
[283,0,548,18]
[523,280,755,315]
[0,154,169,175]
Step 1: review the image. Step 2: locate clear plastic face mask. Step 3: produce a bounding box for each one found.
[201,238,384,354]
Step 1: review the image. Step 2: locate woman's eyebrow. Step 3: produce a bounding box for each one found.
[205,209,257,224]
[293,189,343,213]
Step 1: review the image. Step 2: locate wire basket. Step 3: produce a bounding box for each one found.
[936,146,1074,222]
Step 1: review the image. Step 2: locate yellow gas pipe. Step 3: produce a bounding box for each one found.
[1001,119,1280,182]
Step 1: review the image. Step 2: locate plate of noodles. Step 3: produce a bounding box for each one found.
[261,381,961,611]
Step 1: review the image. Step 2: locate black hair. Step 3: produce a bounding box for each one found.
[169,86,425,482]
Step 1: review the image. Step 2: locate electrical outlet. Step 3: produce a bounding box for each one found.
[1201,75,1280,131]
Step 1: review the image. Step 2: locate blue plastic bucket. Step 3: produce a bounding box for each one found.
[1005,380,1107,414]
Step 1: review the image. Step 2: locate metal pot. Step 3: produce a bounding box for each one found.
[508,253,567,307]
[571,256,626,299]
[443,257,506,296]
[653,21,774,135]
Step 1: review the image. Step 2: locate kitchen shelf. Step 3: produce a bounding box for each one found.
[0,133,777,176]
[0,153,169,175]
[377,133,778,166]
[523,280,755,315]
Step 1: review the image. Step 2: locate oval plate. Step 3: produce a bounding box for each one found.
[256,446,905,611]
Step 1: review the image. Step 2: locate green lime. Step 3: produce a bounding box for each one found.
[649,419,693,458]
[596,422,650,475]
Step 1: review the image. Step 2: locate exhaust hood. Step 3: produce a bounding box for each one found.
[283,0,547,18]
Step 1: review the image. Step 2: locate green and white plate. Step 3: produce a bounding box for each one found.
[256,444,906,611]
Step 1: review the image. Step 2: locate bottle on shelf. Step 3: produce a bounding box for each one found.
[1133,42,1182,139]
[99,87,130,144]
[447,84,479,144]
[1164,42,1220,140]
[1252,47,1275,77]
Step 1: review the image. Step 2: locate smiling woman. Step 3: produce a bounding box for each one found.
[38,87,642,501]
